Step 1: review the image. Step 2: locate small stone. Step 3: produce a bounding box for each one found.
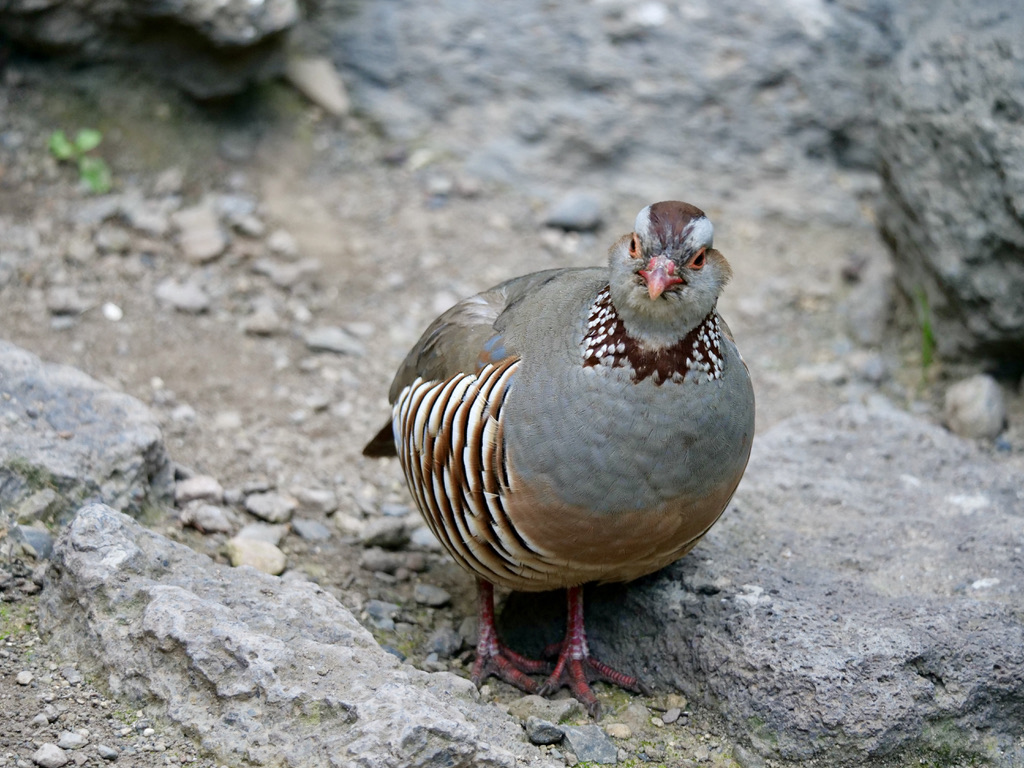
[604,723,632,739]
[359,548,405,573]
[93,224,132,253]
[46,287,90,316]
[507,695,585,724]
[243,305,285,336]
[413,583,451,607]
[334,512,366,536]
[42,704,60,722]
[846,350,888,384]
[171,202,227,263]
[944,374,1006,440]
[525,717,564,746]
[285,56,350,117]
[180,502,234,534]
[360,517,409,549]
[56,732,87,750]
[155,279,210,314]
[293,487,339,514]
[101,302,123,321]
[409,525,444,552]
[665,693,688,710]
[33,713,50,726]
[266,228,300,258]
[96,745,118,761]
[561,725,618,764]
[17,670,34,685]
[544,191,603,232]
[428,625,463,658]
[245,492,298,523]
[175,475,224,505]
[291,518,331,541]
[224,538,286,575]
[458,615,479,648]
[60,666,83,685]
[693,744,711,761]
[365,599,399,630]
[14,489,61,523]
[31,744,68,768]
[305,325,365,356]
[662,706,681,724]
[236,522,289,546]
[252,257,320,288]
[380,502,411,517]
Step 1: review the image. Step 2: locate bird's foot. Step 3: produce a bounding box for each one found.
[471,642,549,694]
[538,649,651,719]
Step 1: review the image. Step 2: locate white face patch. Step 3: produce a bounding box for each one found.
[634,205,654,242]
[683,216,714,252]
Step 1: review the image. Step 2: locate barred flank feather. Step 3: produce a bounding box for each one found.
[393,358,558,586]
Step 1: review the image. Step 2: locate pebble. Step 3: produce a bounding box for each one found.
[60,666,83,685]
[944,374,1006,440]
[245,492,298,523]
[661,706,681,724]
[243,305,285,336]
[155,278,210,314]
[544,191,603,232]
[365,599,399,631]
[17,670,34,685]
[304,325,366,356]
[93,223,132,253]
[413,583,451,607]
[95,745,118,761]
[180,502,234,533]
[266,228,300,258]
[174,475,224,505]
[284,56,350,116]
[428,625,463,658]
[235,522,289,545]
[101,296,123,319]
[846,350,888,384]
[525,717,564,745]
[291,518,331,541]
[359,517,409,549]
[224,538,286,575]
[507,695,584,724]
[56,731,87,750]
[46,287,91,316]
[561,725,618,764]
[30,744,68,768]
[171,202,227,263]
[293,487,339,514]
[359,547,406,574]
[409,525,444,552]
[380,502,411,517]
[604,723,632,739]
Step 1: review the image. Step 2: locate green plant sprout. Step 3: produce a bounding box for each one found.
[48,128,112,193]
[914,286,936,370]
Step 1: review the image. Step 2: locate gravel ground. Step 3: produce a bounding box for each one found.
[1,61,1021,768]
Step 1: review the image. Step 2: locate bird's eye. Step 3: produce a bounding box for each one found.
[628,234,641,258]
[688,247,706,270]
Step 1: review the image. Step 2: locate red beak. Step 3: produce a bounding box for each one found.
[639,255,684,299]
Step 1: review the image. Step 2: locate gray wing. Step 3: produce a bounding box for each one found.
[363,268,567,457]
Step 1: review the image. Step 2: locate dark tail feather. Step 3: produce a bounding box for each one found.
[362,421,397,457]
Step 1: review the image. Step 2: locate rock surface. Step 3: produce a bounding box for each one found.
[876,0,1024,362]
[0,0,299,97]
[582,402,1024,765]
[0,341,172,524]
[39,504,556,768]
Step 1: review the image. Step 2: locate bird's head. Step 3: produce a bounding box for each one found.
[608,201,732,348]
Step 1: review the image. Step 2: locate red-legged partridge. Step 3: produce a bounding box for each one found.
[364,201,755,716]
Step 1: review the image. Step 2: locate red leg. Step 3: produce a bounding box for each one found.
[471,579,548,693]
[539,586,651,718]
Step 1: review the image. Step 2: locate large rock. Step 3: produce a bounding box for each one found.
[0,0,299,97]
[582,402,1024,765]
[876,0,1024,362]
[328,0,908,187]
[39,504,556,768]
[0,340,172,525]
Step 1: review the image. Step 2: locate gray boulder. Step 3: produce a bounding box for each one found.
[876,0,1024,362]
[0,340,172,525]
[0,0,299,97]
[582,402,1024,765]
[39,504,557,768]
